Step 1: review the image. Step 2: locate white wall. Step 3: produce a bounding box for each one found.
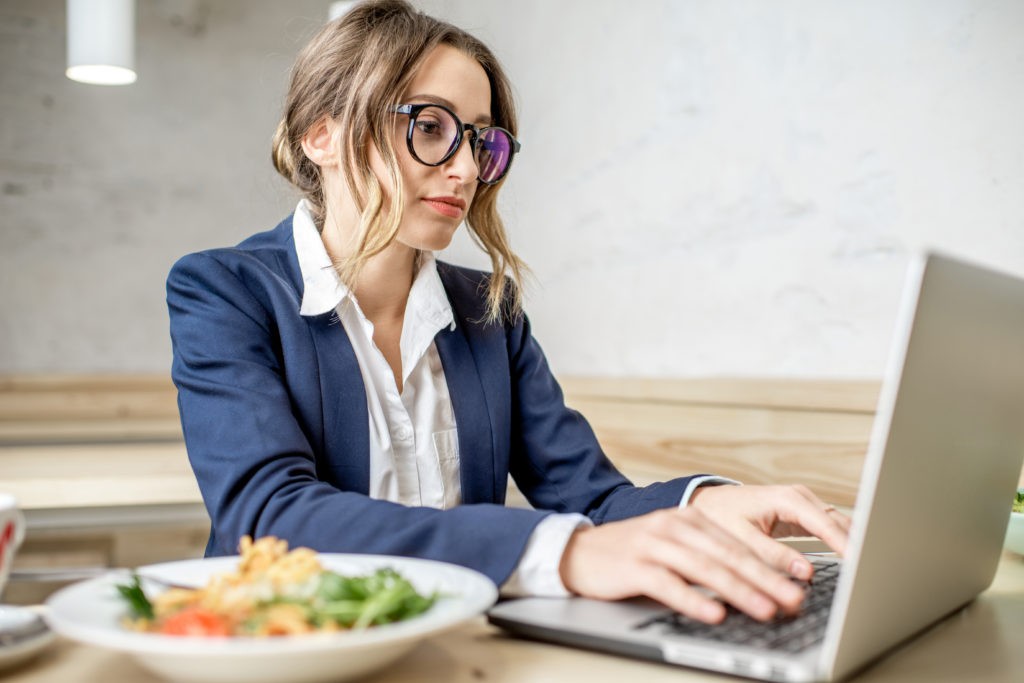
[430,0,1024,377]
[2,0,1022,377]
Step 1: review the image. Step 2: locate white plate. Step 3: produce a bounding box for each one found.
[0,605,55,672]
[1007,510,1024,555]
[44,554,497,683]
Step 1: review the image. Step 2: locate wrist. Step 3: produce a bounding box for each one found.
[557,525,590,594]
[680,476,743,509]
[689,485,711,504]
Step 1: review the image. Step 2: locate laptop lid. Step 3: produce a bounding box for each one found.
[821,251,1024,680]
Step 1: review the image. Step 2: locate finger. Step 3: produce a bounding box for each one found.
[655,514,805,620]
[780,486,851,556]
[636,564,727,624]
[644,534,780,621]
[727,516,813,576]
[825,506,853,534]
[682,521,809,614]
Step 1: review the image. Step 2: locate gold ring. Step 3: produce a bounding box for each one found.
[822,505,837,513]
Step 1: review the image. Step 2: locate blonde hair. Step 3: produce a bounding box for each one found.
[271,0,526,323]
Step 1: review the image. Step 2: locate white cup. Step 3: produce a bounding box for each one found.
[0,494,26,600]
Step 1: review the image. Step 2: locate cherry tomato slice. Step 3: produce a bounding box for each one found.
[159,607,231,637]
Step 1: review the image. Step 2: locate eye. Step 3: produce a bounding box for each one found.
[415,118,445,137]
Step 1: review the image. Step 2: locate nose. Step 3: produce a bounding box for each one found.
[443,131,479,184]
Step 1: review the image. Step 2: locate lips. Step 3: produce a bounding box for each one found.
[422,196,467,219]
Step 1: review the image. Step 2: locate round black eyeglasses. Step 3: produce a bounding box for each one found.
[390,103,521,185]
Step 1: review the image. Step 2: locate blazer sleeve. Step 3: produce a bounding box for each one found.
[167,251,550,586]
[506,311,708,522]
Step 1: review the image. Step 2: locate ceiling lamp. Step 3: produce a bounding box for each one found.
[66,0,137,85]
[329,2,358,21]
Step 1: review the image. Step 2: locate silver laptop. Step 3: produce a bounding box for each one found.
[489,251,1024,682]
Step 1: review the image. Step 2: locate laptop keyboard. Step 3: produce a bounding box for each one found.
[634,559,841,654]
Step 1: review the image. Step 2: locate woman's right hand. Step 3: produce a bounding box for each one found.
[558,502,829,624]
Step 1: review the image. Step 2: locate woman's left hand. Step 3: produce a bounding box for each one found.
[688,484,852,580]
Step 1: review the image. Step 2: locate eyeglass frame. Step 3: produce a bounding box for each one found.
[389,103,521,185]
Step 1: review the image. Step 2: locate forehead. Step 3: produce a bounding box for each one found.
[405,44,491,122]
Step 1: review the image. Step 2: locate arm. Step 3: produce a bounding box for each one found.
[167,251,549,585]
[500,303,851,621]
[505,311,699,520]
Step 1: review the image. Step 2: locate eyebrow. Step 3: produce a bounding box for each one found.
[405,93,492,125]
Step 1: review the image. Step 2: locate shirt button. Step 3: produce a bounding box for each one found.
[396,427,412,441]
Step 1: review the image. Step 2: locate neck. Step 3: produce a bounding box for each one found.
[319,215,418,323]
[353,244,419,322]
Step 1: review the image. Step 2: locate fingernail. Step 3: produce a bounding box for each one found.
[790,558,812,580]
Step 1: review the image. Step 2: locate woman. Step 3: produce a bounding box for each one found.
[167,0,850,625]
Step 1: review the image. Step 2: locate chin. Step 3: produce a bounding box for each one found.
[421,236,456,252]
[402,223,460,253]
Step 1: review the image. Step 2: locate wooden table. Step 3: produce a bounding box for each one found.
[7,552,1023,683]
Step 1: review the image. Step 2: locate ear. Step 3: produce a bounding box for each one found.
[300,116,340,168]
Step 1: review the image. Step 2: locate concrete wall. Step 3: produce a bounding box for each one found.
[1,0,316,371]
[2,0,1022,377]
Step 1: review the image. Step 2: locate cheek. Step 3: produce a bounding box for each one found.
[366,147,392,198]
[366,131,415,201]
[465,182,481,211]
[373,139,428,205]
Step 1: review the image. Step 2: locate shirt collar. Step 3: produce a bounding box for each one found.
[294,199,347,317]
[400,252,456,383]
[292,200,455,336]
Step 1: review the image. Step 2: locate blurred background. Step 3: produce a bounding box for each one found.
[2,0,1023,378]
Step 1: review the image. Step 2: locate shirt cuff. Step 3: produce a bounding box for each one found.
[678,475,742,508]
[500,513,593,598]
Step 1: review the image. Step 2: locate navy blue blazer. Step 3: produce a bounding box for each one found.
[167,214,699,585]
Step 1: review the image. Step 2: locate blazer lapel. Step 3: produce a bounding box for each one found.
[278,212,370,493]
[307,312,371,494]
[435,324,497,504]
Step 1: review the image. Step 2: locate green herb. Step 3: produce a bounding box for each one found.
[1013,491,1024,514]
[116,574,154,620]
[312,568,437,629]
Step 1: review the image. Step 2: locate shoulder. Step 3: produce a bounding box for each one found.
[435,260,491,299]
[166,214,305,323]
[436,260,519,329]
[168,215,299,290]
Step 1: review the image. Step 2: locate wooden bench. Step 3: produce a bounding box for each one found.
[0,375,204,603]
[0,374,881,511]
[0,375,199,512]
[559,377,880,509]
[0,373,883,602]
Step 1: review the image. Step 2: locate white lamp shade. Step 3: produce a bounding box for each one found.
[328,1,358,21]
[66,0,137,85]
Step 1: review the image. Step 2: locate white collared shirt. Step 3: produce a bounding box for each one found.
[293,200,589,594]
[292,200,733,596]
[294,201,461,508]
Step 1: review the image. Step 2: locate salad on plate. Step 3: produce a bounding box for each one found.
[116,536,437,637]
